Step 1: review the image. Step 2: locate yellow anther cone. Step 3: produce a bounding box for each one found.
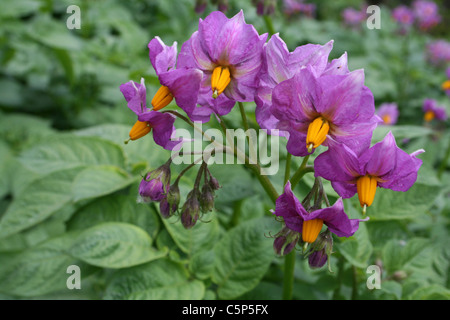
[211,66,231,98]
[306,117,330,151]
[302,219,324,243]
[356,175,378,209]
[128,120,152,142]
[151,85,173,111]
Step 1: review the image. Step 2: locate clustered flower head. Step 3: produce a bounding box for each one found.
[426,40,450,66]
[282,0,316,18]
[119,10,425,271]
[442,67,450,97]
[422,98,447,123]
[412,0,441,31]
[341,6,367,29]
[376,103,399,126]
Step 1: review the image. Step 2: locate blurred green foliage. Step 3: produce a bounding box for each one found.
[0,0,449,300]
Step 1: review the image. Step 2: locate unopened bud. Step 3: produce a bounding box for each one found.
[180,190,200,229]
[209,176,221,190]
[307,230,334,271]
[200,184,215,213]
[194,0,207,14]
[273,226,300,256]
[217,0,228,12]
[139,160,171,202]
[159,184,180,218]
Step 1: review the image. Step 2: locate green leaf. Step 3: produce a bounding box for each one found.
[103,258,205,300]
[73,123,171,167]
[0,141,13,198]
[72,165,137,202]
[367,180,441,221]
[338,222,373,269]
[382,238,430,273]
[337,200,373,268]
[67,192,160,240]
[212,217,276,299]
[19,135,127,175]
[162,211,221,256]
[408,284,450,300]
[68,222,167,269]
[211,164,256,203]
[0,232,97,297]
[0,168,81,239]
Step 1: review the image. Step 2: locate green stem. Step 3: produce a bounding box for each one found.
[263,15,276,36]
[282,251,296,300]
[217,114,279,203]
[238,102,249,132]
[290,155,313,189]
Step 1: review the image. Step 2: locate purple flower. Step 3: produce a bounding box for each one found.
[392,5,415,34]
[314,132,424,212]
[412,0,441,31]
[426,40,450,66]
[120,79,180,150]
[442,68,450,97]
[423,98,447,122]
[282,0,315,17]
[273,182,366,244]
[139,161,172,202]
[341,7,366,28]
[255,34,334,132]
[376,103,399,125]
[270,65,379,157]
[392,5,415,27]
[148,37,203,116]
[178,10,268,121]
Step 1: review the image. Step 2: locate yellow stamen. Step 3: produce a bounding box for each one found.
[306,117,330,151]
[356,175,378,209]
[442,80,450,91]
[128,120,152,141]
[211,66,231,99]
[424,110,435,122]
[382,114,391,124]
[151,85,173,111]
[302,219,324,243]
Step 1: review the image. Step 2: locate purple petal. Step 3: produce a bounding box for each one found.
[119,78,148,116]
[273,181,308,233]
[178,31,215,71]
[362,131,398,177]
[271,67,319,123]
[322,52,350,75]
[316,69,366,124]
[138,111,180,150]
[314,137,362,183]
[148,37,177,76]
[158,68,203,116]
[304,198,366,237]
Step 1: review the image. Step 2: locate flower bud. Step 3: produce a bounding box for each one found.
[217,0,228,12]
[307,230,333,271]
[209,175,221,191]
[180,190,200,229]
[273,226,300,256]
[194,0,207,14]
[139,161,171,202]
[159,184,180,218]
[200,184,215,213]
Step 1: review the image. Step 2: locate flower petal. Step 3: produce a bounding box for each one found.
[119,78,148,116]
[273,181,308,233]
[148,37,177,76]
